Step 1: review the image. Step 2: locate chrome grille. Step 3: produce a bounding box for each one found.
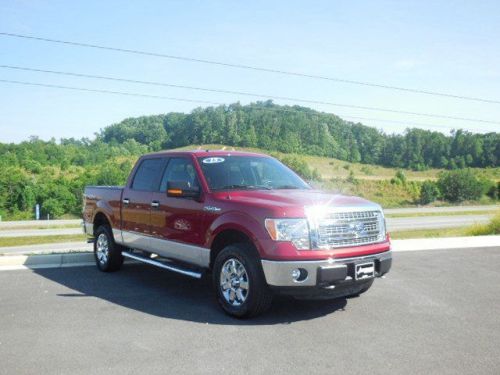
[317,210,383,248]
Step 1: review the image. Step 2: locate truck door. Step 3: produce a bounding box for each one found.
[149,157,207,266]
[121,157,166,250]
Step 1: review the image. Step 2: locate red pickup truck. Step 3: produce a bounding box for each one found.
[83,150,391,317]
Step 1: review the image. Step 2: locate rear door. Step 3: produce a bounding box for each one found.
[150,156,207,266]
[120,157,166,249]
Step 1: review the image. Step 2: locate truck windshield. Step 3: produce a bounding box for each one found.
[198,156,310,191]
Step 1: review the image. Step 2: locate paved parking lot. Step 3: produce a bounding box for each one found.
[0,247,499,375]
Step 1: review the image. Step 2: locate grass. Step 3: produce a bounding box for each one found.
[389,227,470,240]
[390,213,500,239]
[0,234,86,247]
[465,213,500,235]
[385,210,496,218]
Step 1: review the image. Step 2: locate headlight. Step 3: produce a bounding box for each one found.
[374,211,387,241]
[265,218,310,250]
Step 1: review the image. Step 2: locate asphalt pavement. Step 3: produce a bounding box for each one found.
[0,247,499,374]
[385,214,492,231]
[0,228,82,238]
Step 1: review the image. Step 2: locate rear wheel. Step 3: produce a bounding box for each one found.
[94,225,123,272]
[213,243,273,318]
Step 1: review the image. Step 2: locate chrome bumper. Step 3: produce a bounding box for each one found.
[261,251,392,287]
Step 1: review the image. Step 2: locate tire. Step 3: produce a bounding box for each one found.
[94,225,123,272]
[213,243,273,318]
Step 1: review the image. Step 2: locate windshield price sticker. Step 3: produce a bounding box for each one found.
[203,157,225,164]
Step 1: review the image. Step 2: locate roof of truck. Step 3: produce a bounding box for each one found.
[144,149,269,158]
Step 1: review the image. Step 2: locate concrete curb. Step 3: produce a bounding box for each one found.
[0,235,498,270]
[391,235,500,252]
[0,253,95,270]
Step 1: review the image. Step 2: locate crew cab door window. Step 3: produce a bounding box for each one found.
[132,158,166,191]
[159,158,200,192]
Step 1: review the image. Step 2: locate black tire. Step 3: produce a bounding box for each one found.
[94,225,123,272]
[213,243,273,318]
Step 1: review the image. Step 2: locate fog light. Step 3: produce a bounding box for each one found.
[291,268,308,282]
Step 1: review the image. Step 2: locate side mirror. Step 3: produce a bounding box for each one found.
[167,180,200,198]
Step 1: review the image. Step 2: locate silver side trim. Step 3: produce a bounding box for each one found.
[261,251,391,287]
[118,230,149,250]
[112,228,122,243]
[121,251,202,279]
[116,230,210,268]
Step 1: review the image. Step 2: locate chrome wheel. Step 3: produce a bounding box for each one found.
[220,258,249,306]
[96,233,109,264]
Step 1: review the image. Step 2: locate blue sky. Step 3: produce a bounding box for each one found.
[1,0,499,143]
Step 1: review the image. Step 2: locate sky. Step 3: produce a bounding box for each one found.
[1,0,499,143]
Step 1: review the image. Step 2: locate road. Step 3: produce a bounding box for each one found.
[0,228,82,238]
[0,219,80,229]
[386,214,492,231]
[0,247,499,375]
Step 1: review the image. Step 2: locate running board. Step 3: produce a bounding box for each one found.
[121,251,202,279]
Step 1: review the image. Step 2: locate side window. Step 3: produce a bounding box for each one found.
[131,158,166,191]
[160,158,200,192]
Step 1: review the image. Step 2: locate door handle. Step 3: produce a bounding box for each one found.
[151,201,160,208]
[122,198,130,205]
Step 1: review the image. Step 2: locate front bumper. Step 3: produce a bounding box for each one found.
[261,250,392,289]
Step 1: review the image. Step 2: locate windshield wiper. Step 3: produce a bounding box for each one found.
[274,185,301,189]
[214,184,272,191]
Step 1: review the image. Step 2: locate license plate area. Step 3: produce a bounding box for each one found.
[355,262,375,280]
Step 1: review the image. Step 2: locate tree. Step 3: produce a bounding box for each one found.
[419,181,440,205]
[437,170,483,202]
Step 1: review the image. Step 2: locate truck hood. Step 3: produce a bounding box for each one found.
[216,189,382,217]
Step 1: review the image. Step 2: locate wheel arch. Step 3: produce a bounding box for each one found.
[209,228,258,269]
[92,211,112,236]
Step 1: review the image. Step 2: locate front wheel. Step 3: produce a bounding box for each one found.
[213,243,273,318]
[94,225,123,272]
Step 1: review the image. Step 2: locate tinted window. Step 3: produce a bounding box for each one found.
[198,156,309,191]
[131,158,166,191]
[160,158,200,192]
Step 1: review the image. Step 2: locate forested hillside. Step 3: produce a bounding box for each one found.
[102,102,499,170]
[1,102,498,219]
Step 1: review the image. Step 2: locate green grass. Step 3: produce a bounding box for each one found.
[390,213,500,238]
[0,234,86,247]
[389,227,471,239]
[465,213,500,235]
[385,210,496,218]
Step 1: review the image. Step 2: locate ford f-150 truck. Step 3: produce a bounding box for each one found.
[83,150,392,317]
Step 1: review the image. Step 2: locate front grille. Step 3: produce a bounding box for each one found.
[317,210,383,248]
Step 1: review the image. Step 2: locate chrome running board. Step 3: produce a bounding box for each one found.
[121,251,202,279]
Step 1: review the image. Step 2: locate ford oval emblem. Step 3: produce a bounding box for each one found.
[349,222,367,238]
